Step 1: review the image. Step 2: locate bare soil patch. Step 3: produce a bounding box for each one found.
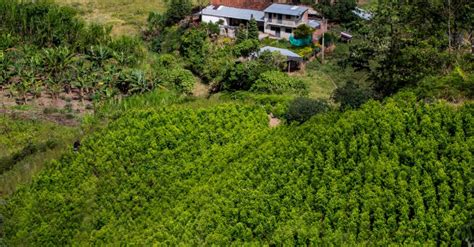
[268,113,281,128]
[0,89,93,126]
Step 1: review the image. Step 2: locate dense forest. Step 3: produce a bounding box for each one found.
[1,0,473,245]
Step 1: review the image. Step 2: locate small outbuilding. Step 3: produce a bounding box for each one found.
[340,32,353,42]
[257,46,303,71]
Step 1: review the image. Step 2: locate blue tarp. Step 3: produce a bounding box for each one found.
[289,35,312,47]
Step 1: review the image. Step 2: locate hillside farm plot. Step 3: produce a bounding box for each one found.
[57,0,167,35]
[2,96,473,245]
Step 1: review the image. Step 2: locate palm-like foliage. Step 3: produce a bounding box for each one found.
[45,77,62,101]
[42,46,75,75]
[14,70,35,104]
[72,74,93,102]
[0,0,159,104]
[128,70,152,95]
[86,45,112,67]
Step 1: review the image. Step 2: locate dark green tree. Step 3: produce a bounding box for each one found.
[285,97,330,123]
[180,28,209,76]
[235,24,248,44]
[164,0,192,25]
[248,17,259,41]
[332,81,372,110]
[293,24,313,39]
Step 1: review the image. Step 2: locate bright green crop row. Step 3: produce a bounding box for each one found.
[2,94,473,245]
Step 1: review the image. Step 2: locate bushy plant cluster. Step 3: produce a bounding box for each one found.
[2,94,472,245]
[0,0,199,103]
[251,71,308,95]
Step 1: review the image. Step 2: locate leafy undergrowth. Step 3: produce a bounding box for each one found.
[1,94,473,245]
[0,116,79,196]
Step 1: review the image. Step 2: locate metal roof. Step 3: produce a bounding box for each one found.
[264,4,309,16]
[340,32,353,39]
[352,7,373,21]
[259,46,303,62]
[307,20,321,29]
[201,5,265,22]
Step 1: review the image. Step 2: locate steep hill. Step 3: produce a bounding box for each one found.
[2,94,473,245]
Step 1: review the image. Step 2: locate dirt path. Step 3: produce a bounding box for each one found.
[268,113,281,128]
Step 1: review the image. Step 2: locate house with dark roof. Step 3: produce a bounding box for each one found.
[263,4,309,39]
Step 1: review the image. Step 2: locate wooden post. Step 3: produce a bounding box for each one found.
[448,0,451,51]
[321,17,325,64]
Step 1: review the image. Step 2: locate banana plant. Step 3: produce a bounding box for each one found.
[0,51,6,88]
[86,45,112,67]
[72,74,93,103]
[30,79,43,99]
[15,70,34,104]
[128,70,152,95]
[46,76,62,101]
[42,46,75,76]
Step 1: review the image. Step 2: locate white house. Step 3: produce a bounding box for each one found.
[263,4,309,39]
[201,5,265,28]
[201,3,323,40]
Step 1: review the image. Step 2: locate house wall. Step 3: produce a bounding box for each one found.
[264,24,293,39]
[312,20,327,40]
[202,15,228,26]
[302,10,309,22]
[264,13,304,27]
[263,10,308,40]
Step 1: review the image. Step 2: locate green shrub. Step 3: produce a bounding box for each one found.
[285,97,330,123]
[332,81,373,110]
[233,39,259,57]
[164,0,192,25]
[251,71,308,95]
[0,33,18,50]
[257,50,288,71]
[414,67,474,101]
[163,68,196,95]
[319,32,337,47]
[109,36,145,66]
[294,24,314,39]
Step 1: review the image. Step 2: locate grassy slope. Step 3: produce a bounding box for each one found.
[0,116,79,197]
[57,0,167,35]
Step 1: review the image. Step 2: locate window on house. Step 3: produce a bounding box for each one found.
[286,15,292,20]
[286,28,292,33]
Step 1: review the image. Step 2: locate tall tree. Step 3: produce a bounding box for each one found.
[248,17,259,41]
[164,0,192,25]
[235,24,248,44]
